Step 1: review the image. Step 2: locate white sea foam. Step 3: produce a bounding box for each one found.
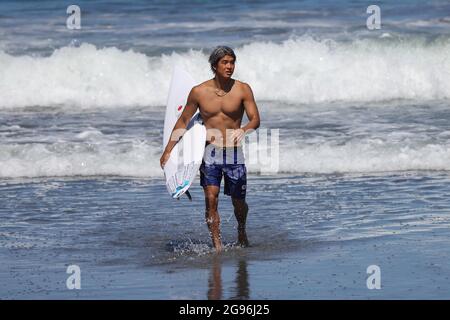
[0,140,163,178]
[2,137,450,178]
[75,129,104,139]
[1,37,449,110]
[274,140,450,174]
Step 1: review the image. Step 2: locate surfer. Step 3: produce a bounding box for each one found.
[160,46,260,252]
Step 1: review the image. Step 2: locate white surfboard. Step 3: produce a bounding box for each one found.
[163,66,206,199]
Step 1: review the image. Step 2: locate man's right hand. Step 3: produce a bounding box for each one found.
[160,150,171,169]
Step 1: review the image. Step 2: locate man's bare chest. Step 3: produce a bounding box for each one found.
[199,92,244,118]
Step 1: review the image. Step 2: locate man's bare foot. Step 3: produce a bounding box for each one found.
[237,226,249,247]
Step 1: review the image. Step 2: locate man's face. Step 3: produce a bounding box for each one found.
[215,55,235,78]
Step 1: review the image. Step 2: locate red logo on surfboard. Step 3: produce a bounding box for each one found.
[177,105,183,111]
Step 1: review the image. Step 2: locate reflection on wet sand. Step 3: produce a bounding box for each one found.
[207,255,223,300]
[231,259,249,300]
[207,255,249,300]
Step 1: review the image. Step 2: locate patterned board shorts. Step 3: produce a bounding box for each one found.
[200,144,247,199]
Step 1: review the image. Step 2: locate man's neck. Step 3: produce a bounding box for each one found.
[214,75,233,91]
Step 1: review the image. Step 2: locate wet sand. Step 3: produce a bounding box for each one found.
[1,173,450,299]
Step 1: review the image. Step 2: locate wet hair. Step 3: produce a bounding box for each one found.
[208,46,236,74]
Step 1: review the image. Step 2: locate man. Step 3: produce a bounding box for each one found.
[160,46,260,252]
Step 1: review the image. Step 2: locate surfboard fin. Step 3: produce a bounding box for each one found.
[175,190,192,201]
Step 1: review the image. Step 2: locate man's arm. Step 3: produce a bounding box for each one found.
[160,86,199,168]
[241,83,260,132]
[231,83,260,144]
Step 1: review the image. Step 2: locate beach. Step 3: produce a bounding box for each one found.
[1,0,450,299]
[2,171,450,299]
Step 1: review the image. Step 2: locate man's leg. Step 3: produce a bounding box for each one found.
[204,185,222,252]
[232,197,249,247]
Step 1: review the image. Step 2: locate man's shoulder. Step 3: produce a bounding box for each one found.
[196,79,214,89]
[188,81,205,96]
[234,80,252,90]
[191,80,214,95]
[234,80,253,95]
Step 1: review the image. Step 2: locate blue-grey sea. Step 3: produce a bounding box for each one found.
[1,0,450,299]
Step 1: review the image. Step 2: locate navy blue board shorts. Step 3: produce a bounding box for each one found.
[200,144,247,199]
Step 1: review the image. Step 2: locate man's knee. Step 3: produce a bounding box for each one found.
[205,191,219,212]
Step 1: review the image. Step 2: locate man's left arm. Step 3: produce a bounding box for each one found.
[242,83,260,132]
[232,83,261,143]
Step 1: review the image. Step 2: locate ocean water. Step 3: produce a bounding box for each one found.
[1,0,450,299]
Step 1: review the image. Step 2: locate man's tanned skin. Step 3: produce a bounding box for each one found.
[161,52,260,252]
